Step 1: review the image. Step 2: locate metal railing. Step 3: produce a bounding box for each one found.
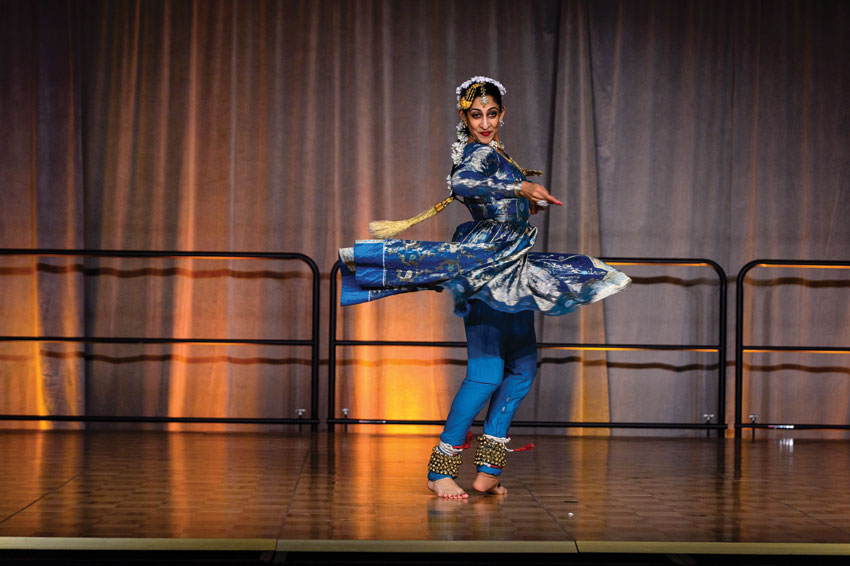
[735,259,850,438]
[0,249,321,430]
[329,258,727,434]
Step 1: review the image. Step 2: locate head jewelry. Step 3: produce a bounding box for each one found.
[455,76,506,109]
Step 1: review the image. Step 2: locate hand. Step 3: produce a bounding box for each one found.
[519,181,563,208]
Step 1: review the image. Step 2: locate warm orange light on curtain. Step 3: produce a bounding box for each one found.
[30,261,50,430]
[744,349,850,355]
[349,304,446,435]
[755,264,850,270]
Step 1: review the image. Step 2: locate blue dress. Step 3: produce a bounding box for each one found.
[339,142,631,316]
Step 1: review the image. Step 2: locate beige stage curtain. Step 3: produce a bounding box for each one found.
[1,0,848,436]
[0,0,86,428]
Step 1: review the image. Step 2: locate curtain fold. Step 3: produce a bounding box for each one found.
[533,0,611,433]
[1,0,848,435]
[0,0,85,428]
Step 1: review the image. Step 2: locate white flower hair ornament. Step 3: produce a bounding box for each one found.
[450,120,470,167]
[455,76,507,108]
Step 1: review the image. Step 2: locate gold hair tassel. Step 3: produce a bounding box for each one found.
[368,196,455,239]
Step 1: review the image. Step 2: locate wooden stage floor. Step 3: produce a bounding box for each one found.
[2,430,850,559]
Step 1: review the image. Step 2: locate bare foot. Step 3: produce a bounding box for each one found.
[427,477,469,499]
[472,471,507,495]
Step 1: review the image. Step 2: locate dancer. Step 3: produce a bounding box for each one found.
[339,76,631,499]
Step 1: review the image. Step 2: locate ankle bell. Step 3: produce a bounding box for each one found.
[473,435,508,469]
[427,446,463,478]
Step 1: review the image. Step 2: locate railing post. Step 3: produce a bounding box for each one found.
[328,262,341,433]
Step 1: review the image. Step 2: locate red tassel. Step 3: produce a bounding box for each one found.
[454,431,474,451]
[511,442,534,452]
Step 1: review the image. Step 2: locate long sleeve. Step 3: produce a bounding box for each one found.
[451,144,520,200]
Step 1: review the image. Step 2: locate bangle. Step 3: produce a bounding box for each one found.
[513,181,522,198]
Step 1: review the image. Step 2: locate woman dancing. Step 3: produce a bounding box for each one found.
[339,76,631,499]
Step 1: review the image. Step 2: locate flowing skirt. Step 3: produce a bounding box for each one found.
[339,220,631,316]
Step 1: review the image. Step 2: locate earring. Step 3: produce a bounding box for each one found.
[499,118,504,127]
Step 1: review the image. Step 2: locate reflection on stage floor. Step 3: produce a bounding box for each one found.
[1,430,850,556]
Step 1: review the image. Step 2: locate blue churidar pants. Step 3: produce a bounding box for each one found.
[428,299,538,480]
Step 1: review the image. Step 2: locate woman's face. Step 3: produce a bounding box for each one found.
[460,97,505,145]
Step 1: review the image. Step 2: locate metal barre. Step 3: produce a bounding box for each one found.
[328,258,728,434]
[735,259,850,438]
[0,248,321,430]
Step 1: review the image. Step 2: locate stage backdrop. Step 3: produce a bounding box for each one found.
[1,0,848,436]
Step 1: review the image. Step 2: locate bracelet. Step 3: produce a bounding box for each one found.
[513,180,522,198]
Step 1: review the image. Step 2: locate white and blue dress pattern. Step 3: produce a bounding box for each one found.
[339,142,631,316]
